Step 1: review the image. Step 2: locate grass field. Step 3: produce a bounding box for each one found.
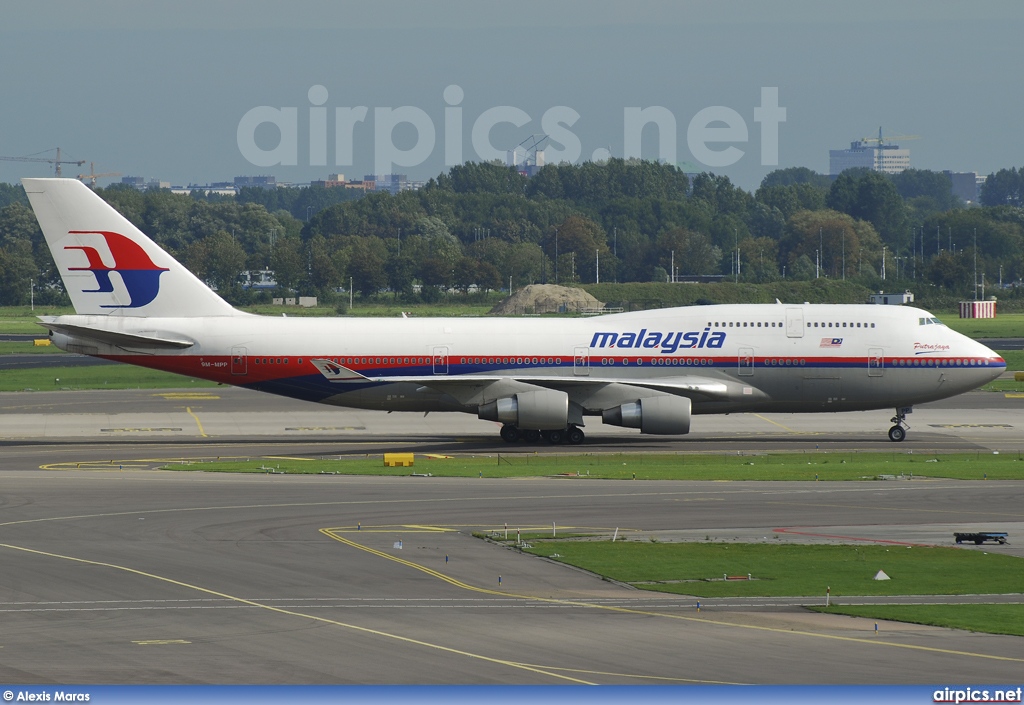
[942,312,1024,338]
[0,308,72,334]
[0,364,217,392]
[981,377,1024,392]
[0,340,64,354]
[993,349,1024,372]
[812,604,1024,637]
[166,451,1024,481]
[519,542,1024,597]
[516,541,1024,636]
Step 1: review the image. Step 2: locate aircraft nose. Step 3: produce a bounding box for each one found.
[976,340,1006,383]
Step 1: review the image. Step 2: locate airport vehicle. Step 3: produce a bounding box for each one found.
[23,178,1005,444]
[954,532,1008,545]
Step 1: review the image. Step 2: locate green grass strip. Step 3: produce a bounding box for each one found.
[0,340,67,355]
[0,365,218,392]
[168,451,1024,481]
[812,604,1024,638]
[520,542,1024,598]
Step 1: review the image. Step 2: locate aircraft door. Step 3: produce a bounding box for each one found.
[432,346,449,375]
[230,346,247,375]
[868,348,884,377]
[573,346,590,376]
[738,347,754,376]
[786,308,805,338]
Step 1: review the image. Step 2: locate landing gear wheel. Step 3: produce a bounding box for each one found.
[888,406,911,442]
[500,425,520,443]
[566,426,585,445]
[522,429,541,443]
[543,429,565,444]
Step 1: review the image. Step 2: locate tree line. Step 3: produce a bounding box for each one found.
[0,160,1022,308]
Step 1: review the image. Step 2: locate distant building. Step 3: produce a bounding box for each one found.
[945,171,981,203]
[234,175,277,190]
[365,174,424,195]
[239,270,278,290]
[310,174,376,192]
[869,291,914,305]
[830,138,910,176]
[121,176,171,191]
[507,148,545,177]
[172,184,236,196]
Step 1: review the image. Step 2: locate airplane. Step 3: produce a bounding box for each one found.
[23,177,1006,444]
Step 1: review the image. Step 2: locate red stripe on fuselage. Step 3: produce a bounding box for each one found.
[99,353,1006,386]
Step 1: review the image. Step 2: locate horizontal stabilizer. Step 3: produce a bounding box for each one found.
[38,321,194,349]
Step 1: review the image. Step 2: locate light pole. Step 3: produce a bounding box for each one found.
[613,227,617,283]
[554,227,559,285]
[30,278,34,311]
[973,228,978,301]
[734,228,739,283]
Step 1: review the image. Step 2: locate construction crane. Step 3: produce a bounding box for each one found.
[860,127,920,146]
[0,147,86,177]
[76,162,121,188]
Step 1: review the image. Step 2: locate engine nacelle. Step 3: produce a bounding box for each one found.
[477,389,569,430]
[602,396,691,435]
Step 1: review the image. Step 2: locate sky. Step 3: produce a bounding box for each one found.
[1,0,1022,191]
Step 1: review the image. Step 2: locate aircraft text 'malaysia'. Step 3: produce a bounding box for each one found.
[590,328,726,354]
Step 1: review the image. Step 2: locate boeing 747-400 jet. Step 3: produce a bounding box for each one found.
[23,178,1005,444]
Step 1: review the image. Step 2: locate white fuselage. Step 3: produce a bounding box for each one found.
[48,303,1004,423]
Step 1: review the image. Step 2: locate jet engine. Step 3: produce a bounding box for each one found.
[602,395,691,435]
[477,389,569,430]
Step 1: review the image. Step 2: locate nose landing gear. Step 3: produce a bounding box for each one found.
[888,406,912,442]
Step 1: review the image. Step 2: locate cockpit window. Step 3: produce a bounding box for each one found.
[930,317,944,325]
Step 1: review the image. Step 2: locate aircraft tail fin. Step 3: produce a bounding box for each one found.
[22,178,239,317]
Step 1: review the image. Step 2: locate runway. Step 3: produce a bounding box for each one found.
[1,384,1022,454]
[0,387,1023,684]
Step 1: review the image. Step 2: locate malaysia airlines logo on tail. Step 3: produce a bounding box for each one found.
[64,230,169,308]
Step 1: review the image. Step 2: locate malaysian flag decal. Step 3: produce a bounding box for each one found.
[820,337,843,348]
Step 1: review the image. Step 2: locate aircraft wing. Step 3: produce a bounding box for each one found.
[412,375,764,407]
[308,360,761,406]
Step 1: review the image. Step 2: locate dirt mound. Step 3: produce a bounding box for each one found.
[489,284,604,315]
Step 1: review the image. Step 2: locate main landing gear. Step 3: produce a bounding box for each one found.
[500,424,585,445]
[888,406,912,442]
